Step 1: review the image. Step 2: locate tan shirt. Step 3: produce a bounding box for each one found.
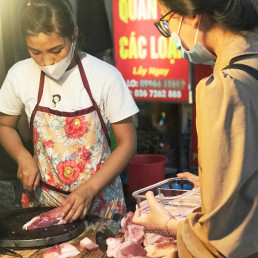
[177,29,258,258]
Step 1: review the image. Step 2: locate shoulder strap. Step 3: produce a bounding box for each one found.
[223,55,258,80]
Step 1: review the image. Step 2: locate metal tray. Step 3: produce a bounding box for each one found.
[132,178,201,220]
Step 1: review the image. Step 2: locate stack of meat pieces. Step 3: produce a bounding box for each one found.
[42,237,99,257]
[106,211,178,258]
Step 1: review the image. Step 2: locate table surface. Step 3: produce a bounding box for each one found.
[0,216,115,258]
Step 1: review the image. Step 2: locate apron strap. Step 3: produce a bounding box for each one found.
[30,71,45,137]
[29,72,70,195]
[223,54,258,80]
[76,54,111,147]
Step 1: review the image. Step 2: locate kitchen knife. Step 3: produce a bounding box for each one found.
[0,246,23,257]
[96,213,123,252]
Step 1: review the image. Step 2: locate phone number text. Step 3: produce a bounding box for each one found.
[130,89,183,99]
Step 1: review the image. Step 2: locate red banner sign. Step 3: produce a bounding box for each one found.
[113,0,189,102]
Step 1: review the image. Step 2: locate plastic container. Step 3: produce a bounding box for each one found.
[126,154,168,202]
[132,177,201,220]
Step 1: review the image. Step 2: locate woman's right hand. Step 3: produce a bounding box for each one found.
[17,154,40,192]
[132,191,177,233]
[177,172,200,188]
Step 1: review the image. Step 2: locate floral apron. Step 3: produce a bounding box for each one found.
[21,55,126,217]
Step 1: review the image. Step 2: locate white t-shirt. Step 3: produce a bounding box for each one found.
[0,52,139,124]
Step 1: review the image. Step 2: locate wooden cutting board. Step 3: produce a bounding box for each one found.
[0,210,123,257]
[0,221,114,257]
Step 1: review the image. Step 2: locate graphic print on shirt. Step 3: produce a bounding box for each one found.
[52,94,62,109]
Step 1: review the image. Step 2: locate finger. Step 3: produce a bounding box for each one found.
[70,205,84,222]
[62,197,79,223]
[179,172,199,181]
[25,173,36,192]
[132,212,149,226]
[24,180,33,192]
[80,207,87,220]
[133,208,142,219]
[62,199,75,223]
[17,170,21,180]
[33,173,40,191]
[145,191,160,210]
[145,191,155,200]
[177,172,193,179]
[64,204,81,223]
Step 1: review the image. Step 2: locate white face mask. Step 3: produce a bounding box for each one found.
[171,16,216,65]
[39,41,76,80]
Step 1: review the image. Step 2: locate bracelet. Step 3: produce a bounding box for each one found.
[164,216,174,236]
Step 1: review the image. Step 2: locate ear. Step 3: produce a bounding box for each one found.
[191,15,201,29]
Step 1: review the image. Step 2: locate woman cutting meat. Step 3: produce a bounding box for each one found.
[133,0,258,257]
[0,0,138,223]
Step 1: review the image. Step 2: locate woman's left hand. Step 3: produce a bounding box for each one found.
[61,185,94,223]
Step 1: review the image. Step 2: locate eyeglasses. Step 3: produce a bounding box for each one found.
[154,10,173,37]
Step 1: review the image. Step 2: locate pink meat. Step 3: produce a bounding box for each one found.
[124,225,145,244]
[42,244,61,258]
[143,233,175,246]
[58,243,80,257]
[138,200,150,213]
[80,237,99,251]
[120,211,134,233]
[106,237,124,257]
[115,241,147,258]
[42,243,80,258]
[23,206,64,230]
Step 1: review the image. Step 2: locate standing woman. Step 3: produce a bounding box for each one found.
[0,0,139,223]
[133,0,258,257]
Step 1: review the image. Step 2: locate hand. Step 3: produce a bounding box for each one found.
[177,172,200,188]
[17,155,40,192]
[132,191,176,233]
[62,184,94,223]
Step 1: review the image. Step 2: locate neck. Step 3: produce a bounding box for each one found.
[197,14,239,67]
[207,27,240,70]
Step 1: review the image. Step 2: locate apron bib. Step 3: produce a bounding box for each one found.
[21,55,126,216]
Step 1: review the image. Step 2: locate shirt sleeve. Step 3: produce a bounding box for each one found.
[177,69,258,257]
[102,71,139,123]
[0,69,24,115]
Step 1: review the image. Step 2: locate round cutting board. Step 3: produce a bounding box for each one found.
[0,207,85,249]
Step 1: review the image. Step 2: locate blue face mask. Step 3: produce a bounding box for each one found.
[172,17,216,65]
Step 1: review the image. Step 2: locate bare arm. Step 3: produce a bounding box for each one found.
[87,116,137,193]
[62,116,137,222]
[0,113,39,191]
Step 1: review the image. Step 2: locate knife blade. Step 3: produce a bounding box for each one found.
[0,246,23,257]
[96,213,122,252]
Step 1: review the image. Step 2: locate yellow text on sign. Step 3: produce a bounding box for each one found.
[119,0,158,23]
[119,32,182,63]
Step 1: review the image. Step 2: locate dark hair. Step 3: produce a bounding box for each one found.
[159,0,258,33]
[20,0,76,40]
